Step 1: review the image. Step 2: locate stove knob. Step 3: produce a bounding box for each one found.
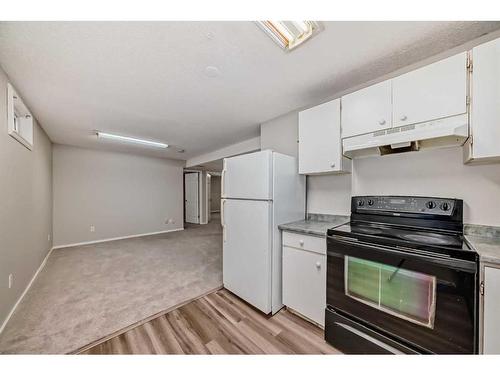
[440,202,450,211]
[426,201,436,209]
[357,200,365,207]
[367,199,374,206]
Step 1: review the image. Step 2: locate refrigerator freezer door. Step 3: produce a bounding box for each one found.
[222,150,272,200]
[222,198,272,314]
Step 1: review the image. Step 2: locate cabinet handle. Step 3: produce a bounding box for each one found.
[299,240,304,246]
[330,163,336,169]
[378,119,386,125]
[316,262,321,269]
[400,115,407,121]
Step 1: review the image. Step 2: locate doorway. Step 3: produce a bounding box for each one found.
[184,172,200,224]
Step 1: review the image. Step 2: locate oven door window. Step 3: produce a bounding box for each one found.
[345,256,436,328]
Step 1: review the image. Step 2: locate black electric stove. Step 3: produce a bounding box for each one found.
[325,196,479,354]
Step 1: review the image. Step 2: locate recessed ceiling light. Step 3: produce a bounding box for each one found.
[96,131,168,149]
[256,21,321,51]
[204,66,221,78]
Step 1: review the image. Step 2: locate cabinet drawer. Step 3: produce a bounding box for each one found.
[282,231,326,255]
[283,246,326,326]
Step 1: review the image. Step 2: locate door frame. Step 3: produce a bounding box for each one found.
[206,173,211,223]
[184,171,201,224]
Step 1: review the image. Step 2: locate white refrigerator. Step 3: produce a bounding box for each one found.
[221,150,306,314]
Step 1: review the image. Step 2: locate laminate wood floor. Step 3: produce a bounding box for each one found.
[79,289,340,354]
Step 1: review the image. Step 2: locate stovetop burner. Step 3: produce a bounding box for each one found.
[348,222,467,250]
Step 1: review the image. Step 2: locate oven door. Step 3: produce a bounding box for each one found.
[327,235,478,354]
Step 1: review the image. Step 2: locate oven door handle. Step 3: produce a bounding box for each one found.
[327,235,477,273]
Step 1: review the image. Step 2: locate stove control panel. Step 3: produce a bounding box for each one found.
[353,196,457,216]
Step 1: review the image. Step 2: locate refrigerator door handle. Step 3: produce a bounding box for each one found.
[221,160,226,198]
[221,198,226,242]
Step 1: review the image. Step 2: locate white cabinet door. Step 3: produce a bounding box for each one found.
[468,37,500,161]
[483,266,500,354]
[341,80,392,138]
[283,245,326,326]
[392,52,468,127]
[298,99,349,175]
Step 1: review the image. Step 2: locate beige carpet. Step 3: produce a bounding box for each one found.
[0,216,222,354]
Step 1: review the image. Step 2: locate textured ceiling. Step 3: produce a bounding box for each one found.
[1,21,499,160]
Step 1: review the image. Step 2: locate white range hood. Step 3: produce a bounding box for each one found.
[342,114,469,158]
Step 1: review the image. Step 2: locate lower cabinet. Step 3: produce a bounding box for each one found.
[282,232,326,327]
[482,265,500,354]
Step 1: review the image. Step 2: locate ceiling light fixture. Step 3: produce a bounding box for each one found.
[256,21,320,51]
[96,131,168,149]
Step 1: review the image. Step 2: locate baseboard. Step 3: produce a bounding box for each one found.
[52,227,184,250]
[0,245,54,335]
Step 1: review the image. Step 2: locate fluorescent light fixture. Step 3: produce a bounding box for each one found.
[96,131,168,149]
[256,21,320,51]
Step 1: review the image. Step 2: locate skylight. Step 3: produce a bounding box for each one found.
[256,21,320,51]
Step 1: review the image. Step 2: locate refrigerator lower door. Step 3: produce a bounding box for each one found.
[222,198,272,314]
[222,150,272,200]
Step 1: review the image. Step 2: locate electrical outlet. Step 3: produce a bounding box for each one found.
[8,274,13,289]
[90,225,95,232]
[48,234,51,241]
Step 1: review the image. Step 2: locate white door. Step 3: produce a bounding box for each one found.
[222,198,272,313]
[184,172,199,224]
[392,52,468,127]
[222,150,272,200]
[298,99,343,174]
[283,246,326,326]
[470,37,500,160]
[206,174,211,222]
[483,267,500,354]
[341,80,392,138]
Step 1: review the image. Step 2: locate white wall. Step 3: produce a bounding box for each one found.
[186,136,260,168]
[260,111,298,158]
[260,111,500,226]
[53,145,184,247]
[353,147,500,226]
[0,68,53,329]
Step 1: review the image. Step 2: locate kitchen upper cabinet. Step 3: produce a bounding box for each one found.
[341,80,392,138]
[483,266,500,354]
[465,37,500,163]
[392,52,468,127]
[298,99,351,175]
[282,231,326,327]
